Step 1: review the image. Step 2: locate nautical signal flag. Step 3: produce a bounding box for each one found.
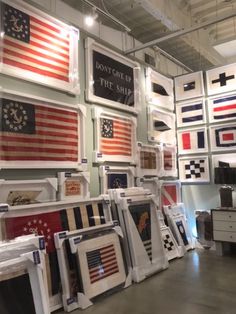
[161,182,181,207]
[208,94,236,123]
[179,156,210,183]
[210,123,236,151]
[177,128,208,154]
[174,71,204,101]
[176,100,205,127]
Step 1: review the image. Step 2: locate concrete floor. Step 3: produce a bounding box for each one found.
[57,249,236,314]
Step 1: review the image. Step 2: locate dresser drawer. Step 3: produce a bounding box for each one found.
[212,211,236,222]
[213,230,236,243]
[213,220,236,232]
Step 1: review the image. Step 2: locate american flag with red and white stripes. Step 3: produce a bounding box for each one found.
[0,98,78,162]
[86,244,119,284]
[2,3,71,83]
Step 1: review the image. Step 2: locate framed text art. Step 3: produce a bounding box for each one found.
[178,156,210,183]
[209,122,236,152]
[176,98,206,128]
[0,0,80,94]
[177,127,208,155]
[85,38,141,113]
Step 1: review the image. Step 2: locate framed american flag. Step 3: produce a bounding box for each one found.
[159,180,182,209]
[0,89,87,169]
[145,67,174,111]
[209,122,236,152]
[176,98,206,128]
[0,0,80,94]
[85,38,141,114]
[177,127,209,155]
[178,156,210,183]
[92,106,137,163]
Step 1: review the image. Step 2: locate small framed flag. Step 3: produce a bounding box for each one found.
[176,98,206,128]
[178,156,210,183]
[92,107,137,163]
[206,63,236,96]
[208,92,236,123]
[145,67,174,111]
[99,165,135,194]
[162,145,177,177]
[0,1,79,94]
[85,38,141,114]
[147,105,176,145]
[174,71,205,101]
[177,127,208,155]
[209,122,236,152]
[159,180,181,208]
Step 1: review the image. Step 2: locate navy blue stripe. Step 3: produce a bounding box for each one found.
[73,207,83,229]
[213,95,236,104]
[86,204,95,226]
[214,113,236,120]
[215,127,236,147]
[197,131,205,148]
[182,115,203,123]
[98,203,106,224]
[181,103,202,113]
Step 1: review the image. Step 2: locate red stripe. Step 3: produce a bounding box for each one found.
[3,58,69,82]
[101,139,131,145]
[182,133,191,149]
[214,104,236,112]
[29,38,69,60]
[36,112,77,124]
[37,105,77,117]
[30,32,69,53]
[0,156,78,161]
[36,121,78,132]
[90,268,119,284]
[90,260,118,278]
[222,133,234,141]
[30,23,69,45]
[31,16,70,38]
[2,145,77,155]
[114,130,131,137]
[37,130,77,139]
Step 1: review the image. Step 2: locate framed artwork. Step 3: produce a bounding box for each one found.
[0,177,57,206]
[147,105,176,145]
[135,142,162,177]
[162,145,177,177]
[159,180,181,208]
[92,107,137,163]
[145,67,174,111]
[209,122,236,152]
[0,0,79,94]
[85,38,141,114]
[177,127,208,155]
[174,71,205,101]
[207,92,236,123]
[176,98,206,128]
[99,165,135,194]
[206,63,236,96]
[212,153,236,182]
[178,156,210,183]
[57,172,90,201]
[0,88,87,169]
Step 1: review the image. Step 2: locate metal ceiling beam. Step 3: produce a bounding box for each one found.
[125,10,236,54]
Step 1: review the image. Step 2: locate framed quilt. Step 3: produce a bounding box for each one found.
[206,63,236,96]
[176,98,206,128]
[85,38,141,114]
[209,122,236,152]
[99,165,135,194]
[207,93,236,123]
[92,107,136,163]
[147,105,176,145]
[57,172,90,201]
[0,178,57,206]
[162,145,177,177]
[135,142,162,177]
[177,127,208,155]
[178,156,210,183]
[0,0,79,94]
[159,180,181,208]
[145,67,174,111]
[0,89,87,169]
[174,71,205,101]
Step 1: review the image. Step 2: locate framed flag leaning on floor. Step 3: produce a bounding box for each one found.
[209,122,236,152]
[177,127,208,155]
[178,156,210,183]
[0,89,86,169]
[176,98,206,128]
[159,180,181,209]
[207,93,236,123]
[0,0,79,93]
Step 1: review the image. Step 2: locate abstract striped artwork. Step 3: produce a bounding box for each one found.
[176,100,205,127]
[208,94,236,123]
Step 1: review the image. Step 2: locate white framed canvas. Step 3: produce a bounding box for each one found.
[174,71,205,101]
[145,67,174,111]
[209,122,236,152]
[0,0,79,94]
[85,38,141,114]
[177,127,208,155]
[92,106,137,163]
[178,156,210,183]
[207,92,236,123]
[135,142,163,177]
[159,180,181,208]
[162,145,177,177]
[212,153,236,184]
[0,177,57,206]
[176,98,206,128]
[99,165,135,194]
[0,88,87,170]
[57,172,90,201]
[147,105,176,145]
[206,63,236,96]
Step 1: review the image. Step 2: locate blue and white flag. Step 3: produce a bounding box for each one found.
[176,100,205,127]
[210,123,236,151]
[208,94,236,123]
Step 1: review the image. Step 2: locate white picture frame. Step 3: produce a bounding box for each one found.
[159,180,182,208]
[209,122,236,152]
[92,106,137,163]
[136,177,160,207]
[162,145,178,177]
[176,98,206,128]
[177,127,209,155]
[211,153,236,184]
[0,0,80,94]
[178,156,210,183]
[85,38,141,114]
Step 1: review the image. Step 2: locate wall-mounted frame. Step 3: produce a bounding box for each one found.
[0,88,87,170]
[92,106,137,163]
[0,178,57,206]
[178,156,210,183]
[207,92,236,124]
[147,105,176,145]
[159,180,181,208]
[177,127,208,155]
[162,145,178,177]
[211,153,236,183]
[176,98,206,128]
[174,71,205,102]
[206,63,236,96]
[85,38,141,114]
[209,122,236,152]
[57,172,90,201]
[145,67,174,111]
[99,165,135,194]
[0,0,80,94]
